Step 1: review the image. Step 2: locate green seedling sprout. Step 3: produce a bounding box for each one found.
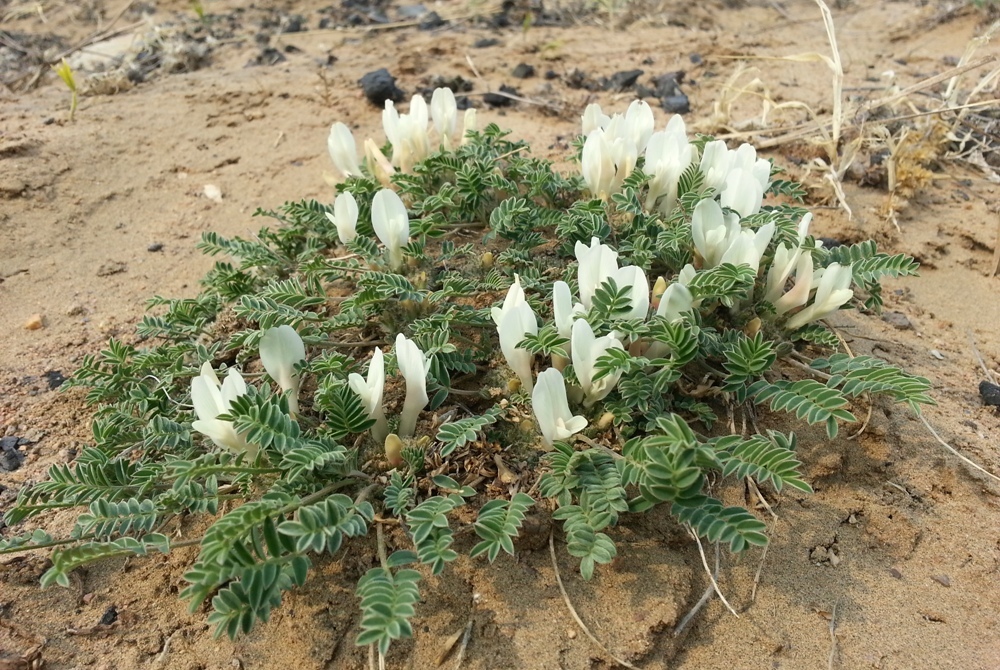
[52,59,77,121]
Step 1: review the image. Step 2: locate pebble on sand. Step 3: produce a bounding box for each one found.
[24,313,44,330]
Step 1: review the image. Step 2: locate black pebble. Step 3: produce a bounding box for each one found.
[99,606,119,626]
[603,69,643,92]
[418,11,446,30]
[483,84,518,107]
[281,14,306,33]
[651,71,690,114]
[512,63,535,79]
[0,437,23,473]
[147,242,163,252]
[979,380,1000,407]
[661,95,690,114]
[359,68,405,106]
[43,370,66,390]
[472,38,500,48]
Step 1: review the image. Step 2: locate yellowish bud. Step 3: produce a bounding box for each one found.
[384,433,404,467]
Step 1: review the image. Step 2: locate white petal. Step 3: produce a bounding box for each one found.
[260,325,305,392]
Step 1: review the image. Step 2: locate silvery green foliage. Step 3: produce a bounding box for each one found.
[2,100,932,659]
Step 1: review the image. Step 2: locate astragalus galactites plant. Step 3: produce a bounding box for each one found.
[5,91,934,663]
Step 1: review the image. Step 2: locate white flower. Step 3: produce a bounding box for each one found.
[498,301,538,393]
[383,96,432,172]
[691,198,740,267]
[581,103,610,136]
[785,263,854,330]
[655,282,694,322]
[764,213,814,304]
[363,138,395,187]
[644,115,694,214]
[772,251,815,316]
[718,222,776,274]
[699,140,732,193]
[491,274,526,326]
[326,191,358,245]
[461,108,477,145]
[575,237,619,310]
[721,167,765,217]
[431,87,458,150]
[191,362,256,459]
[348,347,389,444]
[691,198,774,272]
[395,334,431,438]
[259,325,306,417]
[613,265,650,321]
[371,189,410,271]
[552,280,575,340]
[327,122,361,179]
[581,128,638,200]
[571,318,626,407]
[532,368,588,448]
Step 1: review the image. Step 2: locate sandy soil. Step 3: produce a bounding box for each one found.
[2,0,1000,668]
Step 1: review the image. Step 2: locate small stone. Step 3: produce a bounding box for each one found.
[418,11,446,30]
[511,63,535,79]
[359,68,405,106]
[828,550,841,567]
[82,592,96,605]
[66,304,86,316]
[21,428,44,443]
[930,349,945,360]
[603,69,643,91]
[0,439,23,472]
[483,84,518,107]
[147,242,164,252]
[99,605,119,626]
[889,567,903,579]
[203,184,223,203]
[43,370,66,390]
[472,38,500,48]
[931,574,951,587]
[567,629,577,639]
[24,313,44,330]
[661,94,690,114]
[280,14,306,33]
[979,381,1000,407]
[810,546,828,562]
[882,311,912,330]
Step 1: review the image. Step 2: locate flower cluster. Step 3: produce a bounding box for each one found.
[348,334,432,441]
[579,102,772,218]
[326,87,477,181]
[190,325,307,458]
[326,187,410,270]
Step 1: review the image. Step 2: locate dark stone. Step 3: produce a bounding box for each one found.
[882,311,913,330]
[651,71,690,115]
[511,63,535,79]
[0,438,23,473]
[817,237,843,248]
[661,95,690,114]
[318,16,334,28]
[147,242,163,252]
[603,69,643,91]
[99,606,119,626]
[281,14,306,33]
[980,380,1000,407]
[544,69,559,80]
[418,11,446,29]
[359,68,405,106]
[483,84,518,107]
[472,37,500,48]
[43,370,66,390]
[689,53,703,64]
[248,47,286,66]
